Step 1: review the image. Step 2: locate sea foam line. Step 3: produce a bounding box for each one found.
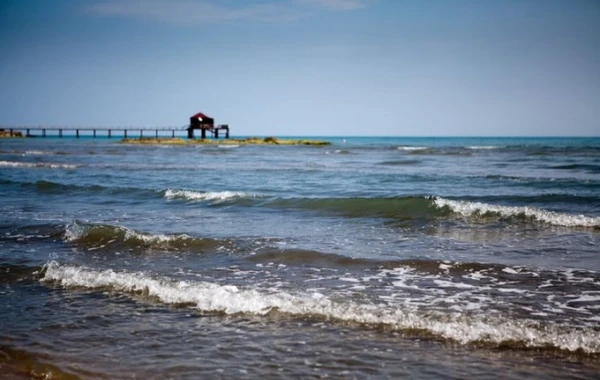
[41,262,600,353]
[434,197,600,228]
[0,160,78,169]
[164,189,255,203]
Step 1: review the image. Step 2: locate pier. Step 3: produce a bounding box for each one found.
[0,126,189,139]
[2,111,231,140]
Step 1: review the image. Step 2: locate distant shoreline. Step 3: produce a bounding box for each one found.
[119,137,332,146]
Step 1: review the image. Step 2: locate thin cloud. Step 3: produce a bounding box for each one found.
[87,0,304,25]
[87,0,370,25]
[297,0,372,11]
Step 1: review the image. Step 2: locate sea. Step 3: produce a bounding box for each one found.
[1,135,599,379]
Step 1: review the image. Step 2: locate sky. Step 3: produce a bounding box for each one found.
[0,0,599,136]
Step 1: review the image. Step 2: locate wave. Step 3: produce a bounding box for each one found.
[465,146,501,150]
[23,150,55,155]
[397,146,428,151]
[0,160,78,169]
[63,221,231,253]
[325,149,353,155]
[3,179,161,200]
[164,189,256,203]
[389,144,600,157]
[3,179,260,206]
[248,248,376,268]
[453,193,600,208]
[247,248,526,273]
[378,159,422,166]
[434,197,600,228]
[41,261,600,354]
[264,196,600,228]
[548,163,600,173]
[33,180,107,194]
[267,196,443,222]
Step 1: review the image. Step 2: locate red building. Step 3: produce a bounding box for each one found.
[187,112,229,139]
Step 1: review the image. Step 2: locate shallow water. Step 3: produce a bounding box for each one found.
[1,136,599,378]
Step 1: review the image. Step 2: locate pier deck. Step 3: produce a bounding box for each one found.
[1,126,190,139]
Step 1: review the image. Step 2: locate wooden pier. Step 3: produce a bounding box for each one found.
[1,126,190,139]
[2,112,231,140]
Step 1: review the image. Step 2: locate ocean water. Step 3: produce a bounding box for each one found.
[1,136,599,379]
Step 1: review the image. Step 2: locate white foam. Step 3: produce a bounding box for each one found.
[465,146,499,150]
[123,228,191,244]
[25,150,55,155]
[439,263,452,271]
[0,160,77,169]
[434,197,600,228]
[463,272,492,281]
[397,146,428,151]
[433,280,476,289]
[41,262,600,353]
[164,189,254,203]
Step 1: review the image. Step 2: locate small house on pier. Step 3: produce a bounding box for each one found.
[187,112,229,139]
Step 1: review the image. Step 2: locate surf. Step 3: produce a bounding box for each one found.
[41,261,600,355]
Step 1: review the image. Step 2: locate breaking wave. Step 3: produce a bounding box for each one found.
[0,160,78,169]
[264,196,600,228]
[41,262,600,354]
[434,197,600,228]
[397,146,429,151]
[267,196,442,222]
[164,189,256,203]
[465,146,501,150]
[63,221,230,253]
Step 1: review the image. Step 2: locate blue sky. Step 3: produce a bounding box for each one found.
[0,0,599,136]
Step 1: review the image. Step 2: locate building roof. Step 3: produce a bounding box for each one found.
[191,112,211,120]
